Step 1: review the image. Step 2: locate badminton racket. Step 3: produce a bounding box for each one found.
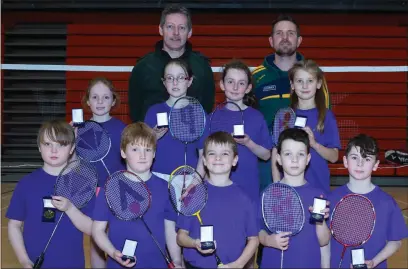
[168,165,223,266]
[261,182,305,269]
[104,170,175,268]
[168,96,206,193]
[272,108,296,146]
[33,159,98,268]
[330,194,376,268]
[75,120,112,177]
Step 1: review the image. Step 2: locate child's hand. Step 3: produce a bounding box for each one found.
[112,249,137,268]
[349,260,374,269]
[365,260,375,268]
[265,232,291,250]
[302,127,317,148]
[194,239,216,255]
[233,134,251,146]
[51,196,73,212]
[308,195,331,219]
[153,125,168,140]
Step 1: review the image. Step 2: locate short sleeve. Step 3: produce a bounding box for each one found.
[144,106,157,128]
[253,115,273,150]
[176,214,193,232]
[387,198,408,241]
[164,197,177,222]
[92,188,110,221]
[6,181,27,221]
[245,201,259,237]
[81,195,96,218]
[322,110,341,149]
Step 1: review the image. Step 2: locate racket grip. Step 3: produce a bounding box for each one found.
[215,255,223,266]
[33,254,44,269]
[167,262,175,268]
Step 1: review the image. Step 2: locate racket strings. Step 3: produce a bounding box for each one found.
[76,121,111,162]
[105,171,151,221]
[169,166,207,216]
[331,195,375,245]
[263,184,304,234]
[273,108,296,145]
[54,159,98,209]
[169,97,206,143]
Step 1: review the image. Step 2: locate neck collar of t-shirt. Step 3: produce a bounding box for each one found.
[345,183,378,197]
[279,179,309,190]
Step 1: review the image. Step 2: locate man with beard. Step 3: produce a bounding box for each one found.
[128,4,215,123]
[252,15,331,268]
[252,14,331,187]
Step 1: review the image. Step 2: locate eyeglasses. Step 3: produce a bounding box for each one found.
[162,75,189,84]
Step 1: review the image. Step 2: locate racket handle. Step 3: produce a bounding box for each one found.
[215,255,223,266]
[167,261,175,269]
[338,246,347,269]
[33,254,44,269]
[338,258,343,269]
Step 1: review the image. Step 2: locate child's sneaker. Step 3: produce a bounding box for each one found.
[385,150,408,165]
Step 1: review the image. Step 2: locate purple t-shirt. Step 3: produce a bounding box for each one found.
[259,182,326,268]
[200,107,272,201]
[94,117,126,187]
[329,185,408,268]
[6,168,94,268]
[144,102,200,174]
[93,174,177,268]
[177,182,258,268]
[294,108,341,194]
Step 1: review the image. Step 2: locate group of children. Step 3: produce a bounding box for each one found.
[6,57,408,269]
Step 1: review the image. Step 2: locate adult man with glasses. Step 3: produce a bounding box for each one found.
[128,4,215,123]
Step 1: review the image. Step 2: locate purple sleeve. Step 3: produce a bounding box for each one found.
[92,188,110,221]
[253,115,273,150]
[144,106,157,128]
[387,198,408,241]
[176,214,193,232]
[6,181,26,221]
[245,201,259,237]
[323,110,341,149]
[81,196,96,218]
[164,197,177,222]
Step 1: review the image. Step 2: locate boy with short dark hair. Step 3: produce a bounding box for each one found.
[259,128,331,268]
[328,134,408,268]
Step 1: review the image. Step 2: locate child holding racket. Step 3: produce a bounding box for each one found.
[81,77,126,187]
[7,120,94,268]
[198,59,272,202]
[144,59,199,180]
[81,77,127,268]
[259,128,331,268]
[177,131,259,269]
[92,122,181,268]
[328,134,408,268]
[272,59,340,194]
